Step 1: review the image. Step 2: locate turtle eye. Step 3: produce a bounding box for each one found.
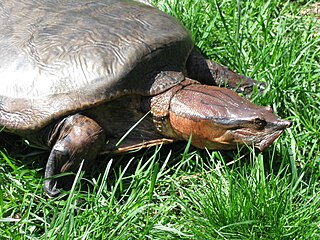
[253,118,267,130]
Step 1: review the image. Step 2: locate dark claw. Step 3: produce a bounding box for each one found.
[237,81,267,97]
[255,81,267,95]
[44,178,61,198]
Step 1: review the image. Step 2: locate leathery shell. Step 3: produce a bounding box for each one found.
[0,0,193,133]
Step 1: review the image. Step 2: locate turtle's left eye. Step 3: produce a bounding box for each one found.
[254,118,267,130]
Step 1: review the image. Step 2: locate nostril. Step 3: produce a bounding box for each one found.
[280,120,292,128]
[264,106,272,112]
[286,120,293,128]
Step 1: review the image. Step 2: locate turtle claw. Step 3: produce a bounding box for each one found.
[254,81,267,96]
[235,80,267,97]
[251,81,267,96]
[43,142,69,197]
[44,178,60,198]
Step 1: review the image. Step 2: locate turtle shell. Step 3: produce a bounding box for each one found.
[0,0,193,133]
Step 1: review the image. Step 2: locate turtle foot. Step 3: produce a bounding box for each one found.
[186,49,267,97]
[43,114,105,197]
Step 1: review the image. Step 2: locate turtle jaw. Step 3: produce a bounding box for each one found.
[225,119,292,151]
[253,119,292,151]
[255,129,284,151]
[151,82,292,151]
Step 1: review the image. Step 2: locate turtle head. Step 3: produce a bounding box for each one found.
[150,82,291,151]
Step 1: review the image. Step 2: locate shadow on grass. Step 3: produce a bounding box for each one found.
[0,130,297,200]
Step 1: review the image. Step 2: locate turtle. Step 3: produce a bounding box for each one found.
[0,0,291,197]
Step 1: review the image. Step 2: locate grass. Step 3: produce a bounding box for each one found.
[1,0,319,239]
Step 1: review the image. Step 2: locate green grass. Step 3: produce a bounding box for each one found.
[1,0,319,239]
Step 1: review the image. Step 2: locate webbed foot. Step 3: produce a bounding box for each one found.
[186,49,266,97]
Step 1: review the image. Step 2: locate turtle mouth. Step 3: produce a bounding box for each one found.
[255,120,292,151]
[231,119,292,151]
[255,130,284,151]
[231,128,285,151]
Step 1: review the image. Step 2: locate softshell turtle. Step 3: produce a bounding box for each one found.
[0,0,291,197]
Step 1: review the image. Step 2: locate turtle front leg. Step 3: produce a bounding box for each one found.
[43,114,105,197]
[186,49,266,96]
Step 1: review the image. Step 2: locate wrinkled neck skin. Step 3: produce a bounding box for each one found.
[148,79,291,151]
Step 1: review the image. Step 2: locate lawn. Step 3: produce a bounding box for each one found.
[0,0,319,239]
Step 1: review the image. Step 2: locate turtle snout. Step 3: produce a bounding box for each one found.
[275,119,292,130]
